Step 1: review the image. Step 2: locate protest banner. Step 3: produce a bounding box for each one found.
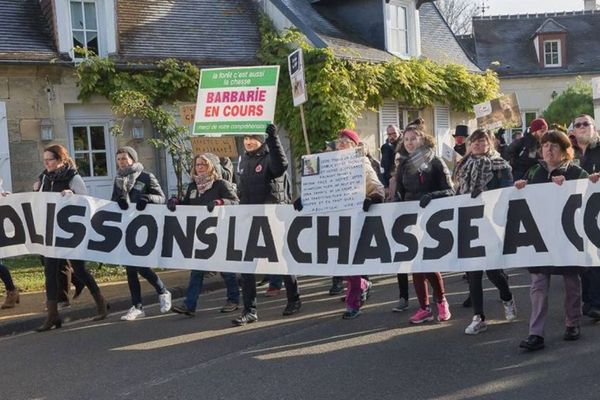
[474,93,522,130]
[300,148,365,214]
[192,66,280,136]
[288,49,307,107]
[3,180,600,276]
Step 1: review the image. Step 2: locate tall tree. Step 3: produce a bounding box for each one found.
[436,0,480,35]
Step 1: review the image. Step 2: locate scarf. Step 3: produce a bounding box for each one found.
[455,150,510,195]
[39,166,77,192]
[194,174,215,195]
[402,147,436,176]
[116,162,144,194]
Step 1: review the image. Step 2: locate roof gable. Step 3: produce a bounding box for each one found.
[533,18,568,36]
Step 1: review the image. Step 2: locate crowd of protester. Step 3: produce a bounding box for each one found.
[1,113,599,353]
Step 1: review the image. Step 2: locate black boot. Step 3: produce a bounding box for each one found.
[92,292,108,321]
[36,301,62,332]
[519,335,544,351]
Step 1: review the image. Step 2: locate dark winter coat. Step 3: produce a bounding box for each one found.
[396,151,454,202]
[454,143,467,157]
[182,180,239,206]
[579,140,600,174]
[506,132,540,180]
[111,170,165,204]
[525,161,588,275]
[380,140,397,187]
[38,166,84,193]
[237,136,289,205]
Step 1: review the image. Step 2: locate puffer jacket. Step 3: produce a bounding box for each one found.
[506,131,540,180]
[111,170,165,205]
[182,180,239,206]
[237,136,289,205]
[396,149,454,202]
[525,161,588,275]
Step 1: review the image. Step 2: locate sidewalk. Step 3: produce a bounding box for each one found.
[0,269,226,337]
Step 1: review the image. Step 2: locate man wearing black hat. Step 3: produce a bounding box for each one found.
[233,124,302,326]
[453,125,469,156]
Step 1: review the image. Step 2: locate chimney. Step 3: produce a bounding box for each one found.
[584,0,598,10]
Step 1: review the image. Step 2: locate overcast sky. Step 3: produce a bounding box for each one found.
[484,0,584,15]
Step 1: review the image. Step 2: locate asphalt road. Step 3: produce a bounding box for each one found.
[2,270,599,400]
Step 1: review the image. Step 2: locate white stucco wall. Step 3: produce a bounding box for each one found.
[500,74,598,118]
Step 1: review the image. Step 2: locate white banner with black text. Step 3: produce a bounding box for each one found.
[1,179,600,275]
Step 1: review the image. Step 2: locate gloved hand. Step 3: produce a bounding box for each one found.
[117,196,129,210]
[419,193,432,208]
[206,199,224,213]
[362,198,373,212]
[293,197,303,211]
[470,188,482,199]
[266,123,277,138]
[166,196,179,212]
[136,195,150,211]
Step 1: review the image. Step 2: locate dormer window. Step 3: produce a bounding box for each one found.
[387,3,408,55]
[70,0,99,59]
[384,0,418,58]
[544,40,561,67]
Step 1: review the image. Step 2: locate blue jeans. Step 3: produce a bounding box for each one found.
[184,271,239,311]
[126,266,166,307]
[581,269,600,307]
[269,275,283,289]
[0,262,15,292]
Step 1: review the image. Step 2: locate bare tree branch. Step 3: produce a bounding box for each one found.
[436,0,480,35]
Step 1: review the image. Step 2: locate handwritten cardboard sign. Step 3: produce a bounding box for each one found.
[191,137,238,158]
[300,148,365,214]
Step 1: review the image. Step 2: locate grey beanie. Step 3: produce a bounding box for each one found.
[117,146,138,163]
[245,134,265,144]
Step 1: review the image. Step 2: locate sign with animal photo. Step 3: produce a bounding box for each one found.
[300,148,365,214]
[474,93,522,130]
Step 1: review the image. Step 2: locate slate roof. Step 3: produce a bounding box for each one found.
[471,10,600,77]
[270,0,479,70]
[270,0,394,62]
[418,2,481,71]
[0,0,58,62]
[116,0,261,66]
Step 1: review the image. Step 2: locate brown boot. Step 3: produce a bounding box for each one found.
[1,289,20,309]
[92,292,108,321]
[36,301,62,332]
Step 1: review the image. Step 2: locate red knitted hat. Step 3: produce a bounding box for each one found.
[338,129,360,145]
[530,118,548,133]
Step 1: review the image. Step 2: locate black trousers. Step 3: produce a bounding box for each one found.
[397,273,409,300]
[241,274,299,313]
[44,258,99,302]
[467,269,512,320]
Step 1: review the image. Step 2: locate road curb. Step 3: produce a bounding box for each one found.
[0,278,225,337]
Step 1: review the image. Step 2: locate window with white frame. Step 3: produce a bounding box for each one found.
[385,2,409,56]
[70,0,99,59]
[71,125,109,177]
[543,40,561,67]
[379,100,420,145]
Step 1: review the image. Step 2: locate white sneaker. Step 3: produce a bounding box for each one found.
[120,306,145,321]
[503,299,517,321]
[465,315,487,335]
[159,290,172,313]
